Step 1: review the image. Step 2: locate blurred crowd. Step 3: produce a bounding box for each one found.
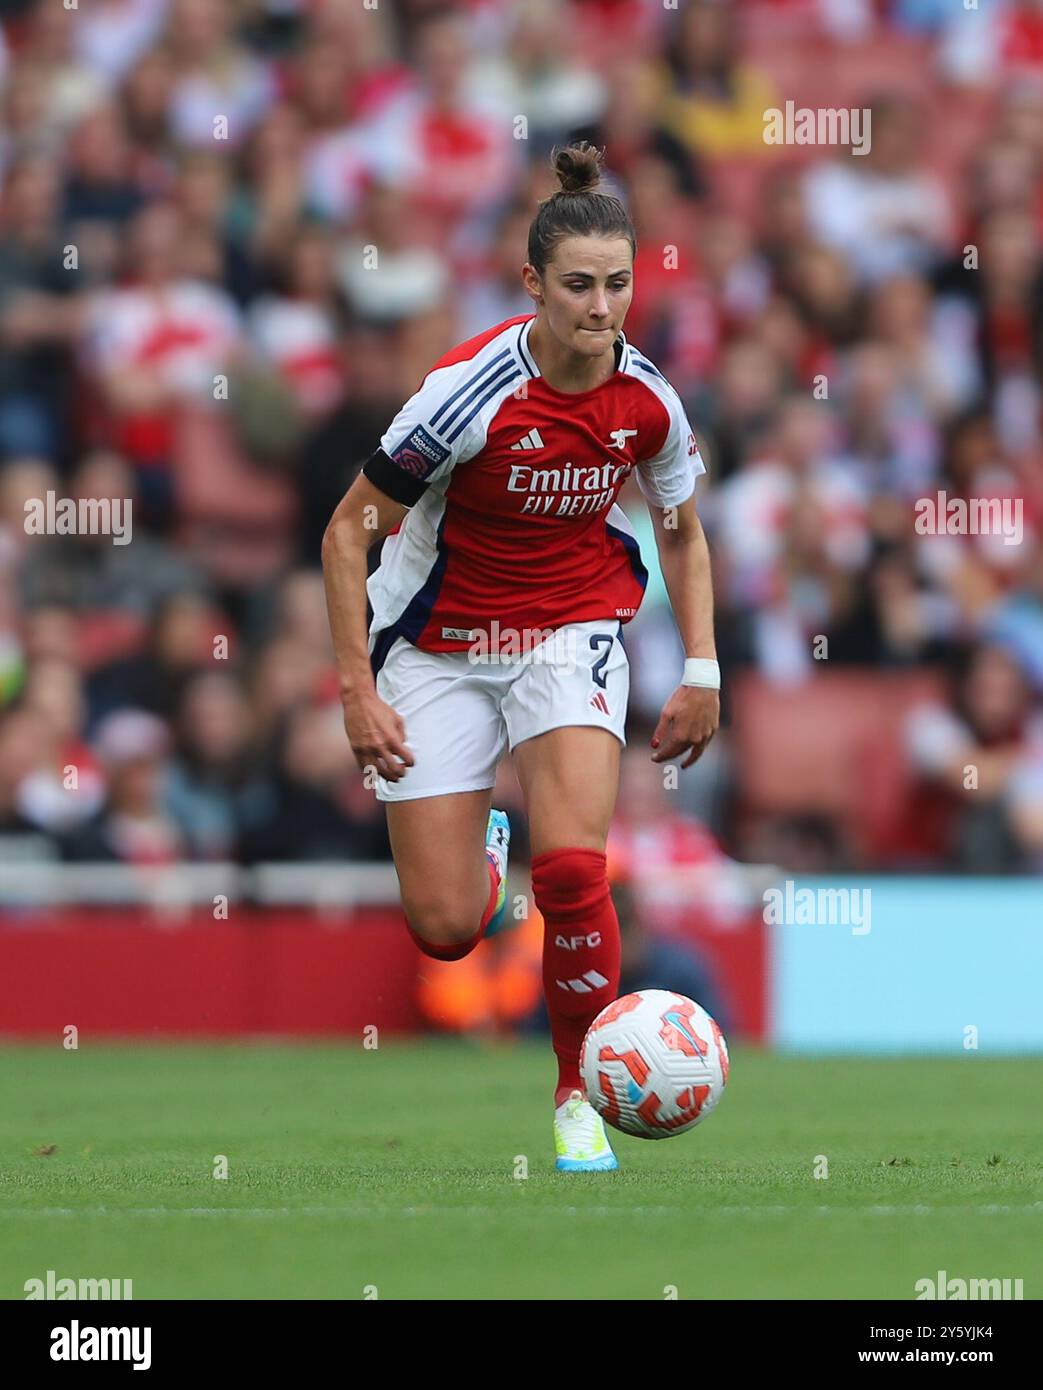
[0,0,1041,876]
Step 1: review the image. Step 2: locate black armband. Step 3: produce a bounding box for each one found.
[362,448,429,507]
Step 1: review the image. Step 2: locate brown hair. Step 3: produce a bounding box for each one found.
[527,142,637,275]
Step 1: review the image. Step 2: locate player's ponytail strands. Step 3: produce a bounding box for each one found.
[527,142,637,276]
[530,847,622,1105]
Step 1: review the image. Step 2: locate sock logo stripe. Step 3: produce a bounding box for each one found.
[555,971,611,993]
[532,844,621,1106]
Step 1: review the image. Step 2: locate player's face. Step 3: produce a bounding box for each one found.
[532,235,634,359]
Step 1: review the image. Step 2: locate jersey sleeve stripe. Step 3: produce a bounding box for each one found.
[633,356,668,383]
[429,347,513,432]
[443,365,521,443]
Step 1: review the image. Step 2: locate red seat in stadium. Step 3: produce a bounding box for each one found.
[731,669,947,863]
[171,405,298,589]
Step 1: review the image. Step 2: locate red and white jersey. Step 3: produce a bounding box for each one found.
[85,281,242,396]
[366,314,704,667]
[248,296,343,416]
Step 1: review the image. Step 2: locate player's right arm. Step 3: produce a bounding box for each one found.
[321,473,415,782]
[323,343,489,778]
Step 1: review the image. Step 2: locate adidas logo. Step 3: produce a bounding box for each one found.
[556,971,610,993]
[589,691,610,715]
[509,428,545,451]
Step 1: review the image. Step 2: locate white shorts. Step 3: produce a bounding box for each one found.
[371,619,629,802]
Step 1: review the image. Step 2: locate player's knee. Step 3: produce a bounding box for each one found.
[404,901,479,948]
[531,846,610,917]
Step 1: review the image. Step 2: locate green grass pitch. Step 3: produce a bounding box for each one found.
[1,1042,1040,1300]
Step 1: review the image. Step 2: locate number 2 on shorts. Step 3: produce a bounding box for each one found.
[589,632,614,689]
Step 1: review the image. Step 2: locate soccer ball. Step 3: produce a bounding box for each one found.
[579,990,729,1139]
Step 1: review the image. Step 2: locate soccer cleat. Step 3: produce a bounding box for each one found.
[483,809,511,937]
[554,1088,619,1172]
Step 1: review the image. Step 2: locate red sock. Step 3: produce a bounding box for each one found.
[530,847,621,1106]
[405,857,499,962]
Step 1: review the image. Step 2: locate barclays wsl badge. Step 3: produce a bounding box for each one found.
[392,426,451,479]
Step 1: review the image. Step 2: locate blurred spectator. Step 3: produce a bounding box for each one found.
[359,11,518,242]
[939,0,1043,88]
[469,0,608,153]
[739,809,854,873]
[295,321,411,560]
[18,451,207,638]
[16,657,105,834]
[86,591,225,725]
[570,57,704,200]
[836,339,941,505]
[63,102,146,288]
[691,336,786,483]
[163,670,274,860]
[21,1,107,139]
[0,704,55,849]
[120,46,177,179]
[608,744,753,937]
[456,199,534,340]
[176,149,259,307]
[294,3,410,224]
[72,0,168,87]
[654,0,780,159]
[613,152,706,375]
[166,0,276,150]
[80,201,244,521]
[242,702,391,862]
[249,633,327,745]
[63,706,185,862]
[802,95,953,285]
[335,178,449,323]
[0,156,78,461]
[866,273,980,422]
[711,395,871,681]
[247,223,344,415]
[905,644,1043,869]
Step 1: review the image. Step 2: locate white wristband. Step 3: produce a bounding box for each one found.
[682,658,720,689]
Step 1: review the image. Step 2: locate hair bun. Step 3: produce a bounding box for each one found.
[552,142,604,196]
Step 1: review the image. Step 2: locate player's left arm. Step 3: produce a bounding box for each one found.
[647,492,720,769]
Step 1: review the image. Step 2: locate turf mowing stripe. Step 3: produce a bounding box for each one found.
[4,1202,1043,1219]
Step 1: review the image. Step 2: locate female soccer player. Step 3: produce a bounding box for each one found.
[322,143,719,1171]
